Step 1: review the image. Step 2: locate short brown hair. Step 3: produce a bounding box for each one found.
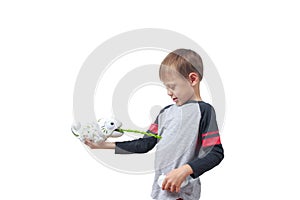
[159,49,203,81]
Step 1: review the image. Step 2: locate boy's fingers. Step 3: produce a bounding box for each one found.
[176,186,180,193]
[161,179,168,190]
[162,179,180,193]
[170,185,176,192]
[164,183,173,192]
[84,140,94,148]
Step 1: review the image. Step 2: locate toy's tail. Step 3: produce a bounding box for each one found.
[117,128,162,139]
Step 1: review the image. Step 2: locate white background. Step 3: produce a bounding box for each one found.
[1,0,299,199]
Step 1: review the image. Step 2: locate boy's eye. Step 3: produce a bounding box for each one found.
[169,85,175,90]
[165,84,175,90]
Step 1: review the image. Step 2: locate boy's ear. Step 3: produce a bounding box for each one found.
[188,72,199,86]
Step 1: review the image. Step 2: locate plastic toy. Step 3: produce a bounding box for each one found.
[72,117,161,143]
[71,118,124,143]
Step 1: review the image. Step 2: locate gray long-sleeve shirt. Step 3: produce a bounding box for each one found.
[116,101,224,200]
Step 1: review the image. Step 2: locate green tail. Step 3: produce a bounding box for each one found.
[117,128,162,139]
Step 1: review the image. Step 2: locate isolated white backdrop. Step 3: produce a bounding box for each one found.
[1,0,300,200]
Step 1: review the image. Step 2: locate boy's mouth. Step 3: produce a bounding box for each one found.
[172,97,178,102]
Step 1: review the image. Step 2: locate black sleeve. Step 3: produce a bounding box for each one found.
[115,117,160,154]
[187,102,224,178]
[115,136,157,154]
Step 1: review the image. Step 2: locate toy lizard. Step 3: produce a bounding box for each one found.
[71,117,161,143]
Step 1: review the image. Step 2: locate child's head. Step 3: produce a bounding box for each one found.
[159,49,203,105]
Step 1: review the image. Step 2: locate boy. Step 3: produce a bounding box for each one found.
[85,49,224,200]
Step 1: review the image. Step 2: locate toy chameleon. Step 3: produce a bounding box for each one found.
[71,117,161,143]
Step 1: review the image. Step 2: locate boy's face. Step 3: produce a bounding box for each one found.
[161,69,197,106]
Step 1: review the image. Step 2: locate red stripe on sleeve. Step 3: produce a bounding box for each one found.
[148,123,158,134]
[202,131,219,138]
[202,136,221,147]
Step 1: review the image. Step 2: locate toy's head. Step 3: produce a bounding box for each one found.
[98,118,122,137]
[71,117,124,143]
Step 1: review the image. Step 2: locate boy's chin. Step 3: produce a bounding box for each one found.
[175,100,191,106]
[175,101,183,106]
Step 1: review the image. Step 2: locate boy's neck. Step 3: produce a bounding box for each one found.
[192,96,202,102]
[193,85,202,101]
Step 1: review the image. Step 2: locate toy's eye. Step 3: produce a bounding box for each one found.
[106,121,116,130]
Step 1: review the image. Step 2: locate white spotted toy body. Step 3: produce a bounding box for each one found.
[71,118,123,143]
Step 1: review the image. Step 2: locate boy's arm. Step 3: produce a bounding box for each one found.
[187,103,224,178]
[84,132,158,153]
[115,135,157,154]
[84,140,116,149]
[187,143,224,178]
[115,123,159,154]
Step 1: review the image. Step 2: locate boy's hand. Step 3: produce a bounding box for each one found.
[84,139,116,149]
[84,139,103,149]
[162,164,193,193]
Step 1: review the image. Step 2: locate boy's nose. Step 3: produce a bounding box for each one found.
[167,89,173,96]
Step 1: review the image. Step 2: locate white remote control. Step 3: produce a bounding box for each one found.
[157,174,188,188]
